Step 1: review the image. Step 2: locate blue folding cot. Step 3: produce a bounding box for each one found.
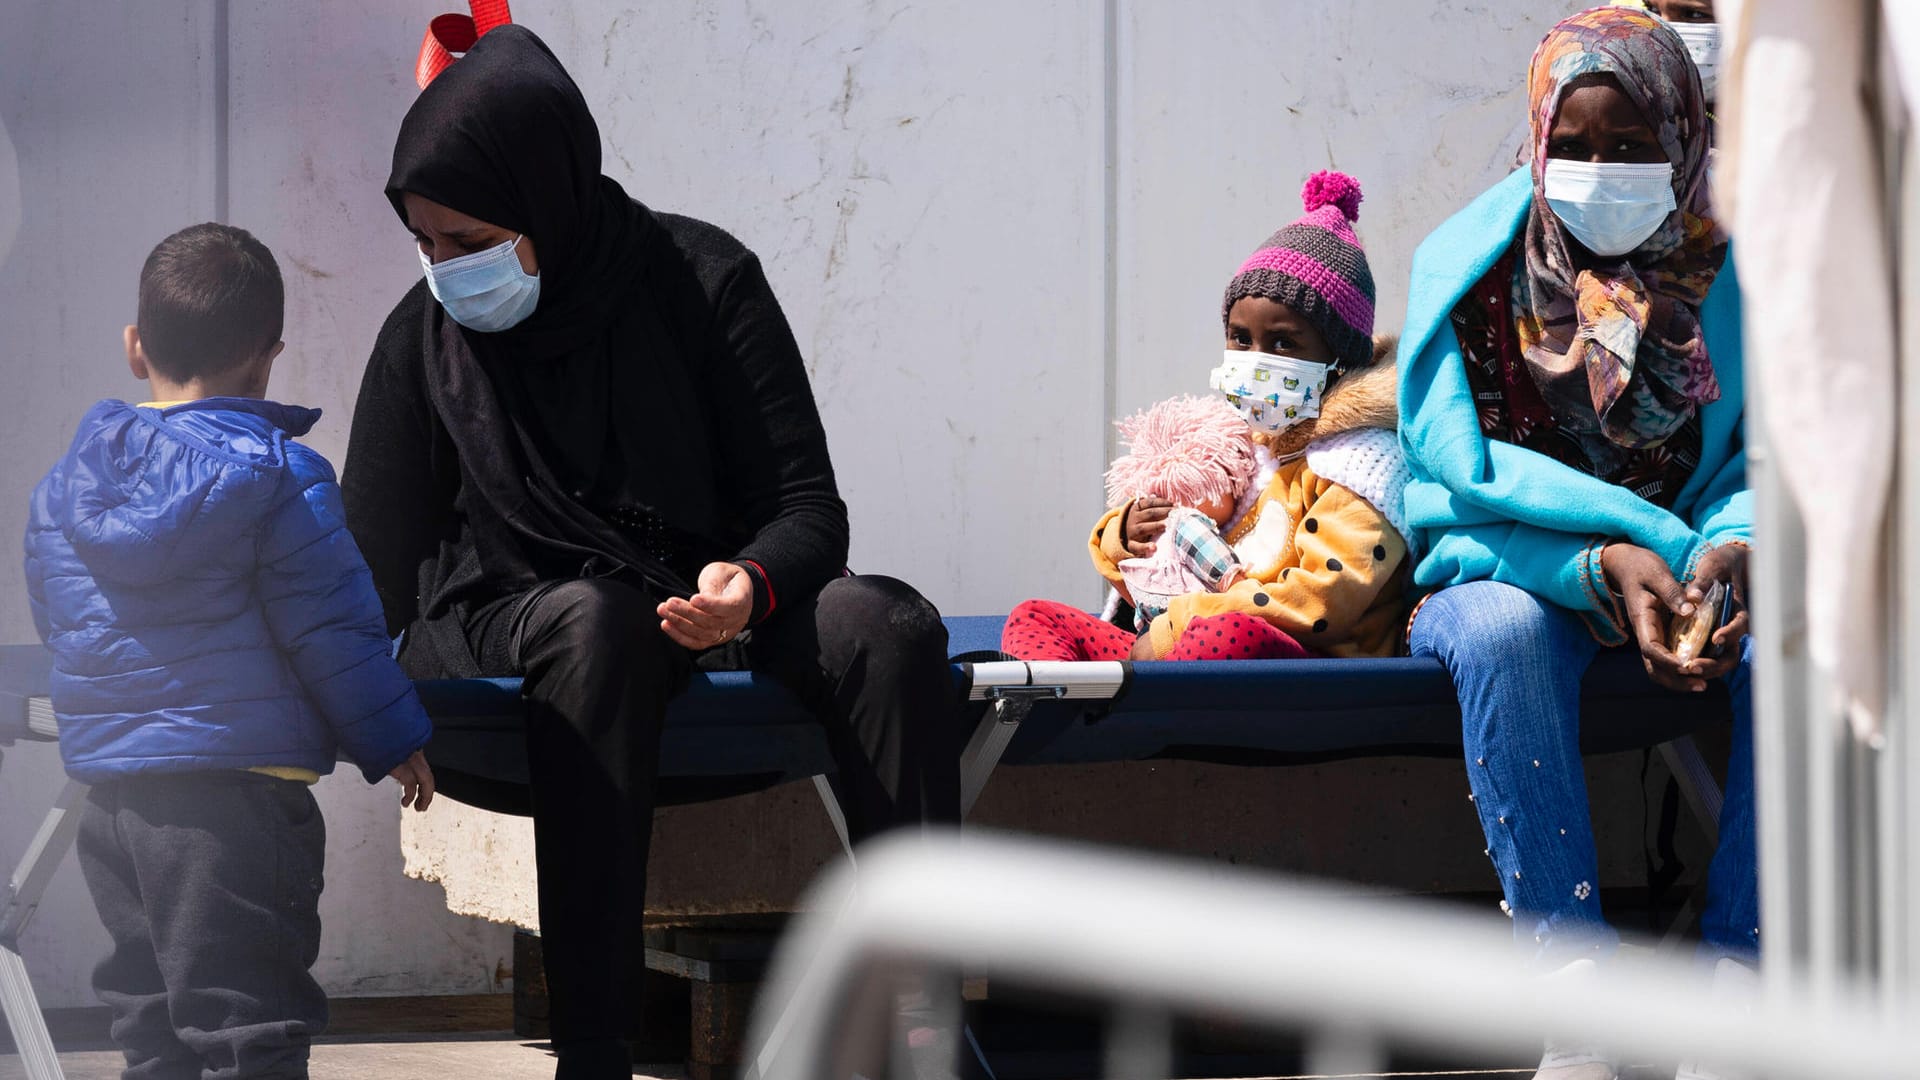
[0,617,1730,1080]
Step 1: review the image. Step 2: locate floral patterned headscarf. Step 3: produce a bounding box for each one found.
[1514,6,1726,459]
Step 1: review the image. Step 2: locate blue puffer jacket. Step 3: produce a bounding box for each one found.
[22,397,431,784]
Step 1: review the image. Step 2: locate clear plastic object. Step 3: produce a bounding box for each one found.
[1668,580,1729,665]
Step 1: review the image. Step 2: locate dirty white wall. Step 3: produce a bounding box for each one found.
[0,1,1573,1006]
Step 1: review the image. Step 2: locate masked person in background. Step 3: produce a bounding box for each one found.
[1002,172,1413,664]
[342,25,961,1080]
[1398,9,1752,1080]
[1616,0,1720,105]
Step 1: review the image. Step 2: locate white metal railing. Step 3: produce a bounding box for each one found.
[750,830,1920,1080]
[1737,0,1920,1015]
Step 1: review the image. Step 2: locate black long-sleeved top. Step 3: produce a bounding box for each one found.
[342,211,849,666]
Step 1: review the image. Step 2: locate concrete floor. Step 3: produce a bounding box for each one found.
[0,1041,1648,1080]
[0,995,1663,1080]
[0,1033,688,1080]
[0,1046,1549,1080]
[0,1030,1681,1080]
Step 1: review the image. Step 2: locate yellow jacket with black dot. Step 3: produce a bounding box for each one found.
[1088,358,1413,658]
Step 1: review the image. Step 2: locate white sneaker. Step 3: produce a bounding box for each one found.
[1534,1045,1618,1080]
[1674,958,1759,1080]
[1533,958,1618,1080]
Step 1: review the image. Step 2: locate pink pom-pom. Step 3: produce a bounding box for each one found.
[1301,170,1363,222]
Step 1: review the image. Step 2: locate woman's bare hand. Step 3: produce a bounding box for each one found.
[657,562,753,650]
[1677,542,1750,679]
[1601,542,1703,693]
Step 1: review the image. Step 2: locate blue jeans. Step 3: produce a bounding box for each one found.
[1409,580,1758,969]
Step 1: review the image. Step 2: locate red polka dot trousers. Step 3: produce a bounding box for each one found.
[1000,598,1312,661]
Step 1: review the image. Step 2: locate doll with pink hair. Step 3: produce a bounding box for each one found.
[1104,395,1259,629]
[999,394,1313,664]
[1003,170,1413,664]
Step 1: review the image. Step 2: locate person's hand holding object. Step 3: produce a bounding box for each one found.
[1602,542,1703,694]
[1676,542,1750,681]
[1123,497,1172,558]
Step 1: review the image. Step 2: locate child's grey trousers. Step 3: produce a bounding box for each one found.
[76,770,328,1080]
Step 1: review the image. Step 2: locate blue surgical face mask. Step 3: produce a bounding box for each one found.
[419,234,541,332]
[1542,159,1677,258]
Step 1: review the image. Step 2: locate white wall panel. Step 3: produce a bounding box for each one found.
[541,0,1109,613]
[1111,2,1573,422]
[227,0,446,467]
[0,0,223,1008]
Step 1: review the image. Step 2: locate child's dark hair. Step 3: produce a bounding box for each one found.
[136,224,283,380]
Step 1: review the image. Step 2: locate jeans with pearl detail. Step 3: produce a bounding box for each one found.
[1410,580,1759,970]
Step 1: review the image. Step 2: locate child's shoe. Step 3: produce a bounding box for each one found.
[1673,957,1759,1080]
[1533,1046,1618,1080]
[1532,957,1618,1080]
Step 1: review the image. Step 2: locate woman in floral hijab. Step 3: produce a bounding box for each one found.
[1513,6,1727,479]
[1397,8,1754,1079]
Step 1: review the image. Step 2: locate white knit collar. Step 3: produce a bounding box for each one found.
[1224,443,1287,535]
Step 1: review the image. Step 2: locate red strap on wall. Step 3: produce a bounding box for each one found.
[415,0,514,89]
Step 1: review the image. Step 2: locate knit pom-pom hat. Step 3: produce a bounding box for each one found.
[1221,170,1377,371]
[1105,395,1258,510]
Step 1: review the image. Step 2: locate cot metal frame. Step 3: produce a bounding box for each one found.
[749,659,1724,1080]
[0,764,82,1080]
[752,832,1920,1080]
[1,658,1725,1080]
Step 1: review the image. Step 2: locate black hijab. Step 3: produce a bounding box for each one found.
[386,25,721,597]
[388,24,648,363]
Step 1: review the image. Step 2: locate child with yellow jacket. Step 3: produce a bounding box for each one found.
[1005,172,1413,662]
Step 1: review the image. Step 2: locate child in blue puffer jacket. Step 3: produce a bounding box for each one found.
[21,223,435,1080]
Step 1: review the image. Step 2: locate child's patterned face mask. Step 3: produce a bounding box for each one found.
[1209,350,1331,435]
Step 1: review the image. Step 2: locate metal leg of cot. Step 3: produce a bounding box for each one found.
[810,774,854,863]
[1659,735,1724,842]
[765,674,1040,1080]
[804,678,1050,858]
[765,770,856,1080]
[0,776,87,1080]
[960,695,1037,818]
[1655,736,1724,953]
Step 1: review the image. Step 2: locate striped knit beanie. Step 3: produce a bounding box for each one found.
[1221,171,1376,371]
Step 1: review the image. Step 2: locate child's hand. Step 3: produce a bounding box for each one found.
[388,750,435,812]
[1129,632,1158,661]
[1124,497,1172,557]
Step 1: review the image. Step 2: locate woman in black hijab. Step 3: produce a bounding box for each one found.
[343,25,960,1076]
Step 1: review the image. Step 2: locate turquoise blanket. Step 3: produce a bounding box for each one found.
[1395,167,1749,643]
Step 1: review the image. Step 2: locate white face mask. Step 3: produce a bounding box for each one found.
[1209,350,1332,436]
[1542,159,1677,258]
[420,234,541,332]
[1669,22,1720,100]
